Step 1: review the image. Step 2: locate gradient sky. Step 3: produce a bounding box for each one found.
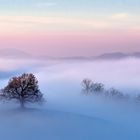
[0,0,140,57]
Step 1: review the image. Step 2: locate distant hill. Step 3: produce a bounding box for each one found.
[0,48,32,59]
[1,48,140,60]
[49,52,140,61]
[40,52,140,60]
[95,52,140,60]
[95,52,127,60]
[131,52,140,58]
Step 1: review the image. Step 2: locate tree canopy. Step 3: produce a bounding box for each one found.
[3,73,43,108]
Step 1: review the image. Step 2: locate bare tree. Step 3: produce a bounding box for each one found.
[135,95,140,103]
[105,88,124,99]
[81,79,129,101]
[3,73,43,108]
[81,79,93,94]
[92,83,104,93]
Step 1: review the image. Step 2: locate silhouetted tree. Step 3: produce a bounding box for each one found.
[82,79,105,95]
[105,88,124,99]
[135,95,140,103]
[92,83,104,93]
[81,78,130,101]
[3,73,43,108]
[81,79,93,94]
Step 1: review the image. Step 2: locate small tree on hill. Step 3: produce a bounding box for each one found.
[82,79,105,95]
[105,88,124,99]
[82,79,93,94]
[3,73,43,108]
[92,83,104,93]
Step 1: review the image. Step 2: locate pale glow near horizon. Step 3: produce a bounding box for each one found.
[0,0,140,56]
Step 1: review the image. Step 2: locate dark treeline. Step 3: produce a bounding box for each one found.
[81,78,140,102]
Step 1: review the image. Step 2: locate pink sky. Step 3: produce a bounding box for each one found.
[0,1,140,57]
[0,30,140,57]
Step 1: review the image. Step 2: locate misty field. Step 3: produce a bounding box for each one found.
[1,58,140,140]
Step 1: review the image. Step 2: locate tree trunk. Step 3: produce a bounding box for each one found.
[20,99,25,109]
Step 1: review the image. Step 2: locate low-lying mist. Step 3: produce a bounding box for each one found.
[1,58,140,140]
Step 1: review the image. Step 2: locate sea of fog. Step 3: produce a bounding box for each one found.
[1,58,140,140]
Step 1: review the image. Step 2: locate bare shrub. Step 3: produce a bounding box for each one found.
[81,79,94,94]
[92,83,104,93]
[105,88,125,99]
[135,95,140,103]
